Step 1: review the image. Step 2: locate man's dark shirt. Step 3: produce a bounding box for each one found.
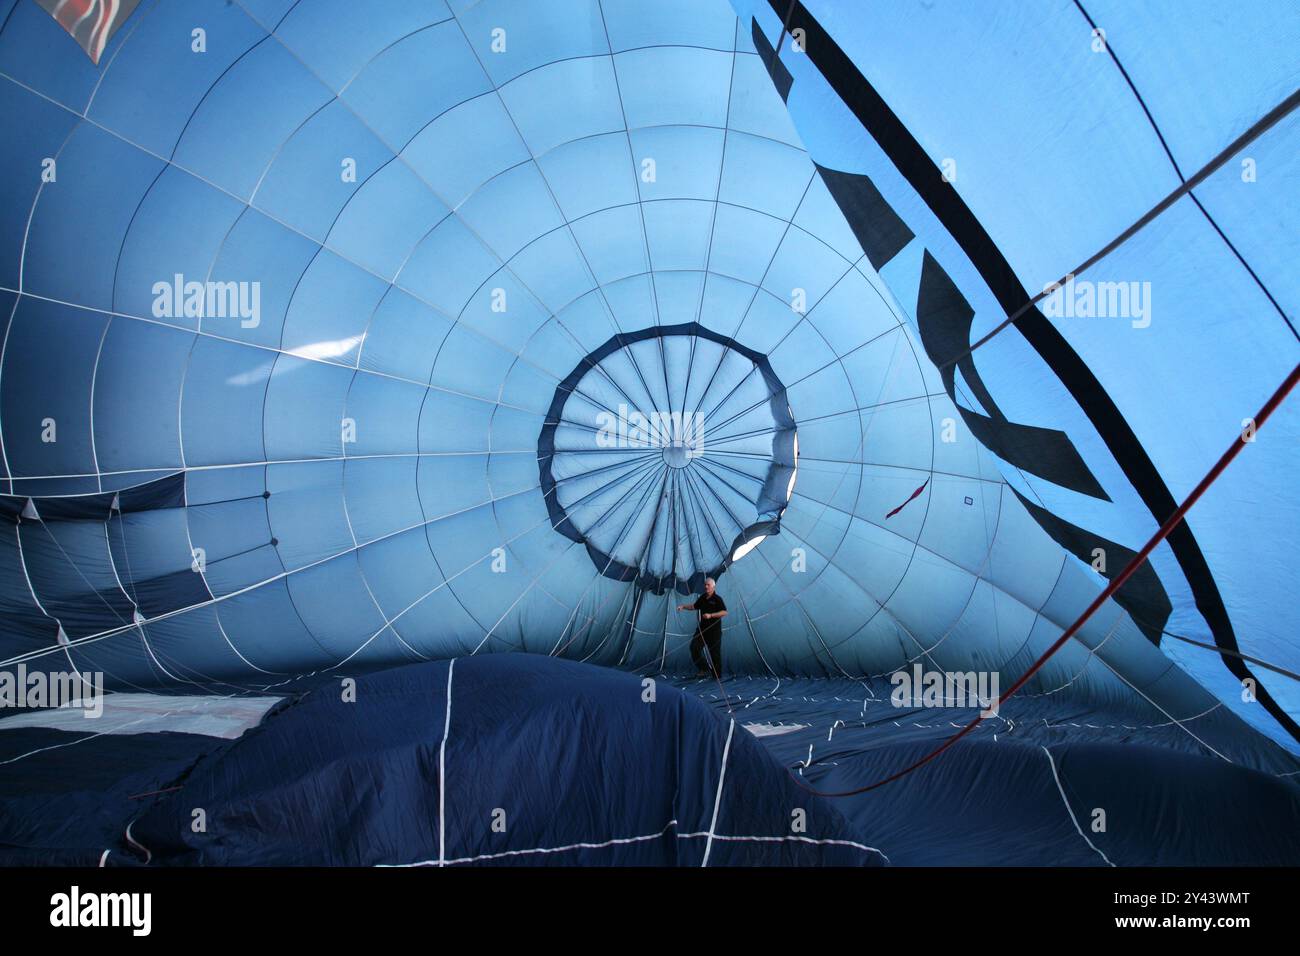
[692,593,726,636]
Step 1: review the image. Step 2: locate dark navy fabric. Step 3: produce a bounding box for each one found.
[5,660,1299,866]
[0,726,228,866]
[117,655,881,866]
[678,675,1300,866]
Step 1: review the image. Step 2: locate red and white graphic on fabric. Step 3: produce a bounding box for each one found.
[36,0,141,65]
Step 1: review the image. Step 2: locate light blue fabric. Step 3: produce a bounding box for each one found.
[732,0,1299,749]
[0,0,1293,760]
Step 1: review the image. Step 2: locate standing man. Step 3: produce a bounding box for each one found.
[677,577,728,679]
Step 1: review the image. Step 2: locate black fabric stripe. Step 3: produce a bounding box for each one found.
[814,163,913,271]
[770,0,1300,744]
[750,17,792,102]
[1011,487,1171,646]
[915,252,1110,500]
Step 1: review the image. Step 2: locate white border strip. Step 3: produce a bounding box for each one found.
[701,718,736,867]
[438,658,455,867]
[383,820,887,867]
[679,830,888,863]
[124,820,151,865]
[1041,745,1115,867]
[387,820,681,867]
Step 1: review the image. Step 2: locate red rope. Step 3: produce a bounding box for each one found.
[791,363,1300,798]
